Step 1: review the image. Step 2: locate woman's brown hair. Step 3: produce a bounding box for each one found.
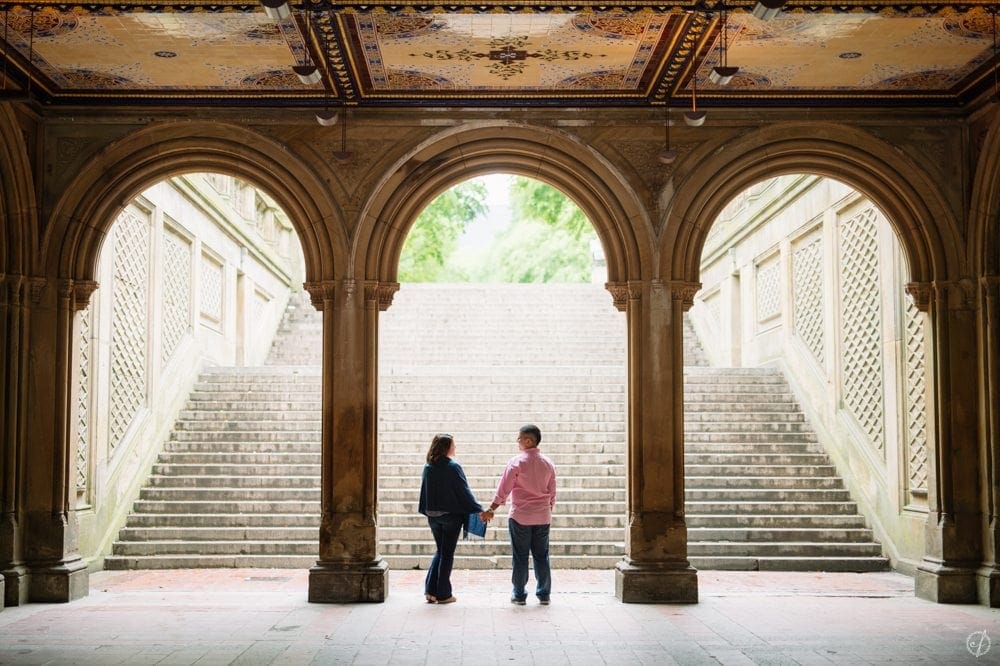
[426,433,454,464]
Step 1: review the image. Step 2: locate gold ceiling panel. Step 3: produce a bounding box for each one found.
[0,2,996,106]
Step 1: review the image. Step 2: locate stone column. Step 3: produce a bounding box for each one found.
[306,279,398,603]
[21,278,96,603]
[1,274,27,607]
[610,279,699,603]
[977,275,1000,606]
[911,280,983,603]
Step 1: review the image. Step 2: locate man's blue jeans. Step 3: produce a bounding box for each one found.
[425,513,464,599]
[508,517,551,601]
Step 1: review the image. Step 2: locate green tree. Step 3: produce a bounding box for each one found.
[474,218,594,283]
[509,176,591,241]
[398,180,487,282]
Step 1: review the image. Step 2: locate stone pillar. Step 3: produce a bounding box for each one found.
[1,274,28,607]
[977,275,1000,606]
[306,279,397,603]
[911,280,983,603]
[21,278,95,603]
[610,279,699,603]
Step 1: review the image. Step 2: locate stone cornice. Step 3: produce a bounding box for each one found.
[666,280,701,312]
[906,282,933,313]
[605,281,643,312]
[58,279,100,311]
[933,278,978,311]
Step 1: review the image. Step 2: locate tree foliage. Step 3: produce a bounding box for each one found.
[509,176,591,241]
[397,180,487,282]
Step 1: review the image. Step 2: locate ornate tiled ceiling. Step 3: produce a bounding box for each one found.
[0,1,997,108]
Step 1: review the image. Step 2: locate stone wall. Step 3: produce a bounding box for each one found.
[73,174,303,567]
[689,175,930,573]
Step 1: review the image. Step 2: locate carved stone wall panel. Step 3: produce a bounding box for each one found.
[755,256,781,325]
[161,226,192,364]
[793,234,825,365]
[199,253,224,326]
[109,207,150,452]
[903,296,929,498]
[76,304,92,493]
[839,206,885,456]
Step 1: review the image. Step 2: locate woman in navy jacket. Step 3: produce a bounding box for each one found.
[418,433,484,604]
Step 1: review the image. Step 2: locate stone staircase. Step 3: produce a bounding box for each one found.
[105,284,886,572]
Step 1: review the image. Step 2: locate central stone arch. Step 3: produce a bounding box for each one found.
[354,121,653,285]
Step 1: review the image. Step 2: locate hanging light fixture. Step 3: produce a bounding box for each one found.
[684,76,707,127]
[752,0,787,21]
[658,102,677,165]
[710,2,739,86]
[992,6,999,103]
[293,10,321,84]
[260,0,291,20]
[332,109,352,162]
[316,110,339,126]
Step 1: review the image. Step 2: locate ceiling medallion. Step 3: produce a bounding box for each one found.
[154,51,177,58]
[839,52,863,59]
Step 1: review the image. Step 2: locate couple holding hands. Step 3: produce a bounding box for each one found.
[417,424,557,606]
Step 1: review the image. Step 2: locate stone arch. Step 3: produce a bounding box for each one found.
[970,109,1000,276]
[0,105,37,276]
[44,121,347,284]
[354,122,653,284]
[662,123,962,284]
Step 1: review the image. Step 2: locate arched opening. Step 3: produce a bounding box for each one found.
[377,172,628,580]
[684,173,932,575]
[73,171,313,569]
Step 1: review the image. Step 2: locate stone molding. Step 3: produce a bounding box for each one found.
[666,280,701,311]
[364,280,399,311]
[906,282,933,312]
[303,280,337,310]
[57,279,99,311]
[933,278,978,311]
[605,281,642,312]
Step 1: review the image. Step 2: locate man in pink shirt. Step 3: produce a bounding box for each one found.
[482,424,557,605]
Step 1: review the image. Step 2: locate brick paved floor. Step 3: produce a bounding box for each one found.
[1,569,999,664]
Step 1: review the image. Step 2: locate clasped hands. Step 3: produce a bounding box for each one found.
[479,509,495,523]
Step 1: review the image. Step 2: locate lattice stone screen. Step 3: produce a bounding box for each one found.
[161,227,192,363]
[76,305,92,492]
[839,207,885,456]
[109,208,150,453]
[904,297,929,497]
[792,234,824,365]
[755,257,781,324]
[200,253,224,325]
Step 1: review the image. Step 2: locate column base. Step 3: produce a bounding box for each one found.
[976,566,1000,607]
[27,558,88,603]
[915,559,977,604]
[1,565,29,607]
[309,559,388,603]
[615,559,698,603]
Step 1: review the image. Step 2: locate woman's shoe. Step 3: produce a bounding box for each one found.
[436,596,457,604]
[424,594,437,603]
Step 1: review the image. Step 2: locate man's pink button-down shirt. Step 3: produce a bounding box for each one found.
[492,447,557,526]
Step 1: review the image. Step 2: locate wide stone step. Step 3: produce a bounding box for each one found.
[684,476,846,489]
[158,452,322,465]
[686,542,883,557]
[377,474,624,489]
[684,453,831,465]
[133,500,320,514]
[163,442,320,453]
[126,513,319,528]
[688,556,890,572]
[684,432,818,443]
[146,475,319,488]
[686,514,869,528]
[380,540,624,557]
[684,464,836,477]
[118,526,318,541]
[685,501,858,515]
[112,540,319,556]
[378,487,626,502]
[685,488,851,501]
[379,526,625,542]
[688,527,874,542]
[177,410,321,421]
[169,431,320,442]
[104,554,317,569]
[139,487,321,501]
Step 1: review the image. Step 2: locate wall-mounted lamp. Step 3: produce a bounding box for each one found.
[752,0,787,21]
[260,0,291,21]
[293,65,321,85]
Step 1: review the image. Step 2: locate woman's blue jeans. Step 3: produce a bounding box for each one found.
[425,513,464,599]
[508,517,551,601]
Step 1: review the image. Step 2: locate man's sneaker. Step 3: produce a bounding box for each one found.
[511,597,526,605]
[538,597,550,605]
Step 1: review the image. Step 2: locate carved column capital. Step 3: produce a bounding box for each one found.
[303,280,337,310]
[933,278,978,311]
[666,280,701,311]
[605,280,644,312]
[905,282,933,312]
[58,279,99,311]
[27,277,47,305]
[364,280,400,311]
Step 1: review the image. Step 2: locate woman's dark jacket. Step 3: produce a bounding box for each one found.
[418,458,483,516]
